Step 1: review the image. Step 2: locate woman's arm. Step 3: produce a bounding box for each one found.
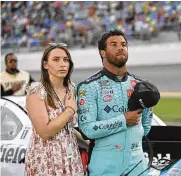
[73,128,90,150]
[26,93,74,141]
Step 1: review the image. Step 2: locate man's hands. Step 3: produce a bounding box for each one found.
[124,109,142,126]
[12,82,22,92]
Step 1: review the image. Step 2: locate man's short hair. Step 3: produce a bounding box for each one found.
[98,30,128,61]
[5,53,15,64]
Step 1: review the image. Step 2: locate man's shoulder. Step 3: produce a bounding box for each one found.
[0,71,6,75]
[128,72,146,81]
[19,69,31,77]
[77,70,103,88]
[0,71,11,77]
[19,69,29,74]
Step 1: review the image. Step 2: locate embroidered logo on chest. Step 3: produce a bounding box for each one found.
[130,80,137,88]
[103,95,112,102]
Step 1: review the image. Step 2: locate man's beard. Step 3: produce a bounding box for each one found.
[10,68,18,73]
[106,51,128,68]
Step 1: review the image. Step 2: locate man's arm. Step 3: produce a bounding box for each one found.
[1,84,14,96]
[1,83,21,96]
[77,83,127,140]
[142,108,153,136]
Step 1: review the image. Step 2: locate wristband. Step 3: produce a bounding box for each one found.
[66,106,75,115]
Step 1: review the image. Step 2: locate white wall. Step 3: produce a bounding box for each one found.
[1,42,181,71]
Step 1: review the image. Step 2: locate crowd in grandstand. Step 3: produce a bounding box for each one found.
[1,1,181,51]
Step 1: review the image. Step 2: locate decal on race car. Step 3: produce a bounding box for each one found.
[20,130,29,139]
[144,152,171,165]
[1,144,27,163]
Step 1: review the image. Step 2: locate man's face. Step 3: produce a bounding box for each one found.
[104,35,128,68]
[6,54,18,71]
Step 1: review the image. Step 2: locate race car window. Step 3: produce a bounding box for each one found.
[1,106,23,140]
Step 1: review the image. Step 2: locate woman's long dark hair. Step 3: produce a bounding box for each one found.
[40,45,74,109]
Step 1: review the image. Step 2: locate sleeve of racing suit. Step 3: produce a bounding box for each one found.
[77,83,127,139]
[142,108,153,136]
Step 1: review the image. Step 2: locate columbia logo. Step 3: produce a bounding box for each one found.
[104,105,111,113]
[93,125,98,131]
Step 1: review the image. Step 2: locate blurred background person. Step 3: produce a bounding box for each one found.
[0,52,35,96]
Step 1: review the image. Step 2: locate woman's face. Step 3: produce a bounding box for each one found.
[44,48,70,79]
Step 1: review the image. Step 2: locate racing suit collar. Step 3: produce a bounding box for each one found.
[102,67,128,82]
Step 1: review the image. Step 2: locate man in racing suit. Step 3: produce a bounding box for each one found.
[77,30,152,176]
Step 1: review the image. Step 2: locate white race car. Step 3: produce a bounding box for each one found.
[0,96,32,176]
[0,96,167,176]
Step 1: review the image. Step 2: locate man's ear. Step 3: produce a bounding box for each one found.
[100,50,105,58]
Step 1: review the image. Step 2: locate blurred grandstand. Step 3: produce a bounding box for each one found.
[1,1,181,54]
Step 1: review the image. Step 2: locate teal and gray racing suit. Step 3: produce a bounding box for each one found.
[77,68,153,176]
